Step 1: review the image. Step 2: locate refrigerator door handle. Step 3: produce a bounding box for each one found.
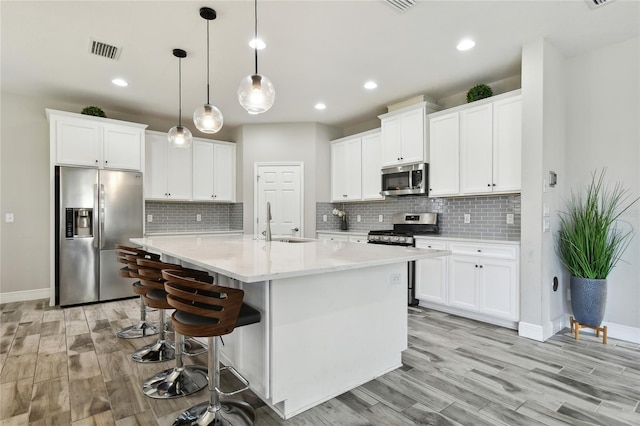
[100,183,106,249]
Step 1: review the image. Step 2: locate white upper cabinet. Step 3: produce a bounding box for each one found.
[427,90,521,197]
[145,131,191,200]
[47,109,146,171]
[428,112,460,197]
[360,132,384,201]
[331,136,362,201]
[330,129,383,203]
[380,103,428,167]
[460,103,494,194]
[192,139,236,202]
[492,96,522,193]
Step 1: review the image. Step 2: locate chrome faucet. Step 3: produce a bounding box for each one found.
[265,201,272,242]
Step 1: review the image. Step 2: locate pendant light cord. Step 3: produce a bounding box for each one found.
[178,57,182,126]
[206,19,211,103]
[254,0,258,75]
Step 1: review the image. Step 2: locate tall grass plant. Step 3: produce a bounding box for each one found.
[558,169,639,279]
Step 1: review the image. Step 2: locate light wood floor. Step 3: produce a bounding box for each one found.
[1,298,639,425]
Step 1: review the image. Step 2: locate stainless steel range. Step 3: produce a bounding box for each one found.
[368,213,439,306]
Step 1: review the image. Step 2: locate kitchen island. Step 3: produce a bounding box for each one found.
[131,234,449,419]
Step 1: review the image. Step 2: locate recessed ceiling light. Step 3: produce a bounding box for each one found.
[364,81,378,90]
[249,38,266,50]
[112,78,128,87]
[315,103,326,110]
[457,39,476,51]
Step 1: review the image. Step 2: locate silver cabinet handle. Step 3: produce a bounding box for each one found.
[292,227,299,232]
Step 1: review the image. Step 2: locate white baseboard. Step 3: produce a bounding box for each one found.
[0,288,51,305]
[563,315,640,344]
[518,321,545,341]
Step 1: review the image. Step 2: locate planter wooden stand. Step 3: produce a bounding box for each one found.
[570,316,607,344]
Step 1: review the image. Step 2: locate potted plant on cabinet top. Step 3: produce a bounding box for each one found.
[557,169,639,327]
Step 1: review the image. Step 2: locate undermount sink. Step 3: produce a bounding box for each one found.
[272,237,315,243]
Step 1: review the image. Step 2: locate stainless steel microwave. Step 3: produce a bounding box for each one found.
[381,163,428,196]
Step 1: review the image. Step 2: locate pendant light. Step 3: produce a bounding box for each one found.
[237,0,275,114]
[168,48,192,149]
[193,7,223,133]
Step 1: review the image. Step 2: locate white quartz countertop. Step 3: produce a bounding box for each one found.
[131,234,449,283]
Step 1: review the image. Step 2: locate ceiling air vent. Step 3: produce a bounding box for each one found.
[585,0,615,9]
[385,0,416,13]
[88,39,121,60]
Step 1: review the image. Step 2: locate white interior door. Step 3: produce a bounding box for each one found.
[255,163,303,238]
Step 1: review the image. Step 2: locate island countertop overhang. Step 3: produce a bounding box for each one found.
[130,234,450,283]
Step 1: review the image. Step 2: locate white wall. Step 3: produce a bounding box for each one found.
[520,36,640,342]
[565,36,640,331]
[238,123,339,238]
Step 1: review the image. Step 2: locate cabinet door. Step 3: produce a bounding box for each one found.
[144,133,168,199]
[331,142,348,201]
[55,117,101,167]
[479,258,518,320]
[381,115,402,166]
[213,143,235,202]
[493,96,521,193]
[348,236,369,244]
[448,255,480,311]
[415,240,447,304]
[331,138,361,201]
[460,103,493,194]
[103,124,142,171]
[361,132,383,200]
[192,141,214,201]
[166,143,192,200]
[400,107,425,165]
[428,112,460,196]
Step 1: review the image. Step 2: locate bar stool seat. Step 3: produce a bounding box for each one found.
[163,269,261,426]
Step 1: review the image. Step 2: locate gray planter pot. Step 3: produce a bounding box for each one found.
[570,276,607,327]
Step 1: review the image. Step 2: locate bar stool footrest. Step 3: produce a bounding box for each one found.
[172,399,256,426]
[116,321,159,339]
[215,365,250,397]
[142,365,208,399]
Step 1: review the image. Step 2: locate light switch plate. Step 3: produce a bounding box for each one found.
[464,213,471,224]
[323,215,327,222]
[378,215,384,222]
[543,205,550,217]
[543,218,550,232]
[5,213,14,223]
[506,213,514,224]
[357,215,361,222]
[147,214,153,222]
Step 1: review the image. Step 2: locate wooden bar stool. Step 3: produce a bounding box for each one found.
[163,269,261,426]
[130,258,185,363]
[115,244,160,339]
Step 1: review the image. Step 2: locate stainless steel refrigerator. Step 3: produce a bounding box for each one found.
[55,166,143,306]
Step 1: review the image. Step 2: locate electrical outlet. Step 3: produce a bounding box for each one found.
[357,215,361,222]
[543,205,550,217]
[543,218,550,232]
[147,214,153,222]
[378,215,384,222]
[5,213,14,223]
[506,213,514,224]
[323,214,327,222]
[464,213,471,224]
[196,214,202,222]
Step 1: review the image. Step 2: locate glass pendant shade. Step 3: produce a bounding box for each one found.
[193,104,223,133]
[238,74,275,114]
[167,125,192,149]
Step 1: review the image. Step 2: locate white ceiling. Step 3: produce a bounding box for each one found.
[2,0,638,133]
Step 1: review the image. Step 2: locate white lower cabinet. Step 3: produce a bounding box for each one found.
[415,238,519,328]
[317,232,349,242]
[415,239,447,304]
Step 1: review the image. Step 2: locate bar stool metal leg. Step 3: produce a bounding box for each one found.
[117,295,159,339]
[132,308,175,363]
[142,332,208,399]
[172,336,255,425]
